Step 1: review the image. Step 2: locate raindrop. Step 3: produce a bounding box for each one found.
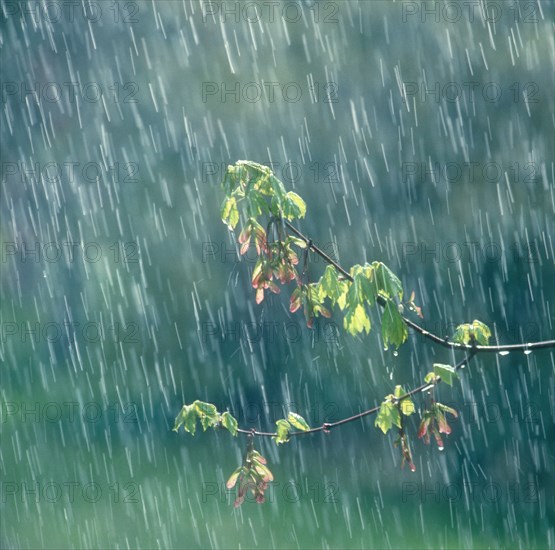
[524,348,532,355]
[438,447,444,452]
[498,350,510,356]
[393,350,398,357]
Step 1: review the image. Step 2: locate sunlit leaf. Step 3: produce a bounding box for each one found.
[220,411,238,436]
[273,419,291,444]
[382,301,408,349]
[287,412,310,431]
[452,320,491,345]
[282,191,307,220]
[375,399,400,434]
[220,196,239,229]
[194,401,219,430]
[371,261,403,300]
[394,386,415,416]
[344,303,371,335]
[433,363,459,386]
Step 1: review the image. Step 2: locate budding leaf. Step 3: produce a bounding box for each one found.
[173,404,198,435]
[344,303,371,335]
[194,401,219,431]
[382,301,408,350]
[282,191,307,220]
[375,399,401,434]
[452,320,491,345]
[273,419,292,444]
[471,320,491,345]
[221,196,239,229]
[220,411,238,436]
[371,261,403,301]
[394,386,415,416]
[320,265,342,305]
[287,412,310,431]
[433,363,459,386]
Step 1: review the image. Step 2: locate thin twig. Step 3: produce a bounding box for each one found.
[283,220,555,353]
[235,351,478,438]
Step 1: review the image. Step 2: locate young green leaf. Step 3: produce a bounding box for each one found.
[452,320,491,345]
[173,404,198,435]
[287,412,310,431]
[433,363,459,386]
[394,386,415,416]
[344,303,371,335]
[320,265,342,305]
[471,320,491,345]
[282,191,307,220]
[381,301,408,349]
[375,399,401,434]
[220,411,239,436]
[221,196,239,229]
[273,419,292,444]
[194,401,219,431]
[371,261,403,300]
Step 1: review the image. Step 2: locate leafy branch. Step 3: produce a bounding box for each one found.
[175,160,555,507]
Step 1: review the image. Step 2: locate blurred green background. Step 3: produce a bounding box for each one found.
[1,1,554,548]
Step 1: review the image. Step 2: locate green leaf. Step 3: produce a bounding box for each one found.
[375,399,401,434]
[173,404,198,435]
[194,401,219,431]
[221,196,239,229]
[433,363,459,386]
[320,265,342,305]
[287,412,310,431]
[381,301,408,349]
[247,189,270,216]
[220,411,238,436]
[424,372,438,384]
[452,324,471,345]
[282,191,307,220]
[394,386,415,416]
[371,261,403,300]
[273,419,292,444]
[344,303,371,335]
[452,320,491,345]
[471,320,491,345]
